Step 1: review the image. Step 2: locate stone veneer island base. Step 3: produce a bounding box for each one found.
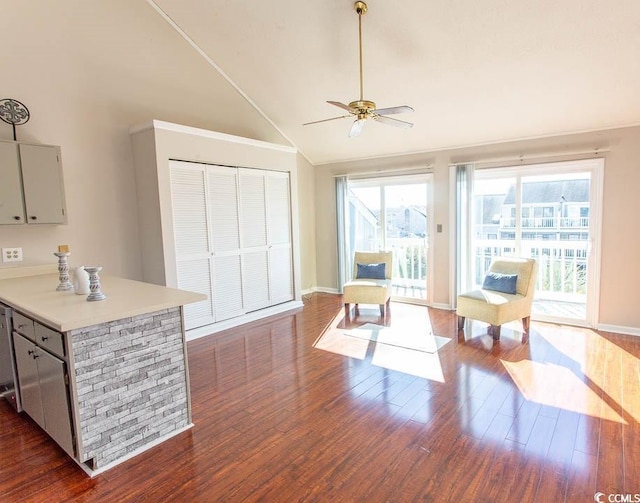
[0,267,205,476]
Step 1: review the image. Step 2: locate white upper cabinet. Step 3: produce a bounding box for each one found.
[0,140,67,225]
[0,141,25,224]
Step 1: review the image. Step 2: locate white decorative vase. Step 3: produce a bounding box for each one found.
[72,266,90,295]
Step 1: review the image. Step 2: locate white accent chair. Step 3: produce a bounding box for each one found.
[457,257,537,341]
[343,251,393,319]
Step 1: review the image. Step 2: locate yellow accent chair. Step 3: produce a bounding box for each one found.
[457,257,537,341]
[343,251,393,319]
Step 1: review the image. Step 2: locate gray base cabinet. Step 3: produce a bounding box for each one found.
[10,305,191,473]
[12,315,74,456]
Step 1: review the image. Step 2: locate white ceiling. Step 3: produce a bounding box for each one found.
[150,0,640,166]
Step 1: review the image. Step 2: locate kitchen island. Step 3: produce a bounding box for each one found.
[0,268,205,476]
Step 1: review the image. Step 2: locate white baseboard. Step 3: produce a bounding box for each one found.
[301,290,640,337]
[313,286,340,294]
[597,323,640,337]
[302,288,452,310]
[185,300,304,341]
[428,303,452,310]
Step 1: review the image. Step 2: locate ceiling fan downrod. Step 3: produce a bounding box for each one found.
[355,1,367,102]
[350,2,375,114]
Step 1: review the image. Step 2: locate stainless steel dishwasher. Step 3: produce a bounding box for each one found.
[0,303,21,411]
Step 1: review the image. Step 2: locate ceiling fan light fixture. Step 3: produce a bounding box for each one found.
[349,118,366,137]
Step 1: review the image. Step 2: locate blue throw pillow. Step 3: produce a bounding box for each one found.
[482,272,518,294]
[356,262,386,280]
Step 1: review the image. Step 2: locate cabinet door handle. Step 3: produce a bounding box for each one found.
[41,336,48,341]
[13,216,21,221]
[28,350,34,355]
[30,215,37,221]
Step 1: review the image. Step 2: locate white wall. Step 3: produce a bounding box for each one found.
[314,126,640,332]
[0,1,294,280]
[296,153,317,293]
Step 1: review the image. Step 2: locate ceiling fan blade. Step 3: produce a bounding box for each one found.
[303,115,351,126]
[374,115,413,129]
[349,118,366,137]
[327,101,357,113]
[373,105,414,116]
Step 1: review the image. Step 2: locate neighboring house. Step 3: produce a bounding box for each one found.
[474,194,504,240]
[475,179,590,242]
[347,193,378,253]
[501,179,590,241]
[385,205,427,238]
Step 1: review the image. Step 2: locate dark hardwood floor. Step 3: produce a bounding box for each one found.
[1,293,639,502]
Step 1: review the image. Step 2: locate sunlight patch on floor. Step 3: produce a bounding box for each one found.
[502,359,626,424]
[538,324,640,424]
[370,344,445,382]
[313,305,447,381]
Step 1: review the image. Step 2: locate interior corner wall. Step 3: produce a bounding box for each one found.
[0,1,291,280]
[296,153,318,292]
[314,126,640,332]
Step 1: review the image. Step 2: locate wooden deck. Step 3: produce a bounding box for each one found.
[0,293,638,502]
[533,299,586,320]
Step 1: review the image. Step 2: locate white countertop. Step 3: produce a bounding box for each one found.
[0,273,206,331]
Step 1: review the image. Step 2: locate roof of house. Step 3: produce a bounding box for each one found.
[503,180,590,204]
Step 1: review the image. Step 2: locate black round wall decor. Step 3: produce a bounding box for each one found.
[0,98,30,140]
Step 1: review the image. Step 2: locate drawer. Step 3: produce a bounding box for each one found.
[13,312,35,341]
[35,322,65,359]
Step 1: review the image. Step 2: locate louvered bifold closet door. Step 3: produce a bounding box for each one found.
[239,169,270,312]
[267,171,294,304]
[170,161,215,329]
[207,166,244,321]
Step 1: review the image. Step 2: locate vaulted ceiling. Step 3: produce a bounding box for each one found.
[150,0,640,165]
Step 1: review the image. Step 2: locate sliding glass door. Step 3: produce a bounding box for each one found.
[468,159,603,326]
[346,174,433,304]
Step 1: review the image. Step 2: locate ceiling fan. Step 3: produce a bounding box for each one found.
[303,1,414,138]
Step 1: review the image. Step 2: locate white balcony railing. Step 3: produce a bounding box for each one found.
[501,216,589,229]
[386,237,427,292]
[474,239,588,303]
[355,237,588,304]
[356,237,426,298]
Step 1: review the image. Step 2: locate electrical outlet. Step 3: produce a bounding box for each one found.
[2,247,23,262]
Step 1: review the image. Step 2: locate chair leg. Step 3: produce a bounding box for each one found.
[522,316,531,333]
[354,304,360,315]
[344,303,350,317]
[379,304,385,317]
[491,325,501,340]
[457,316,465,330]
